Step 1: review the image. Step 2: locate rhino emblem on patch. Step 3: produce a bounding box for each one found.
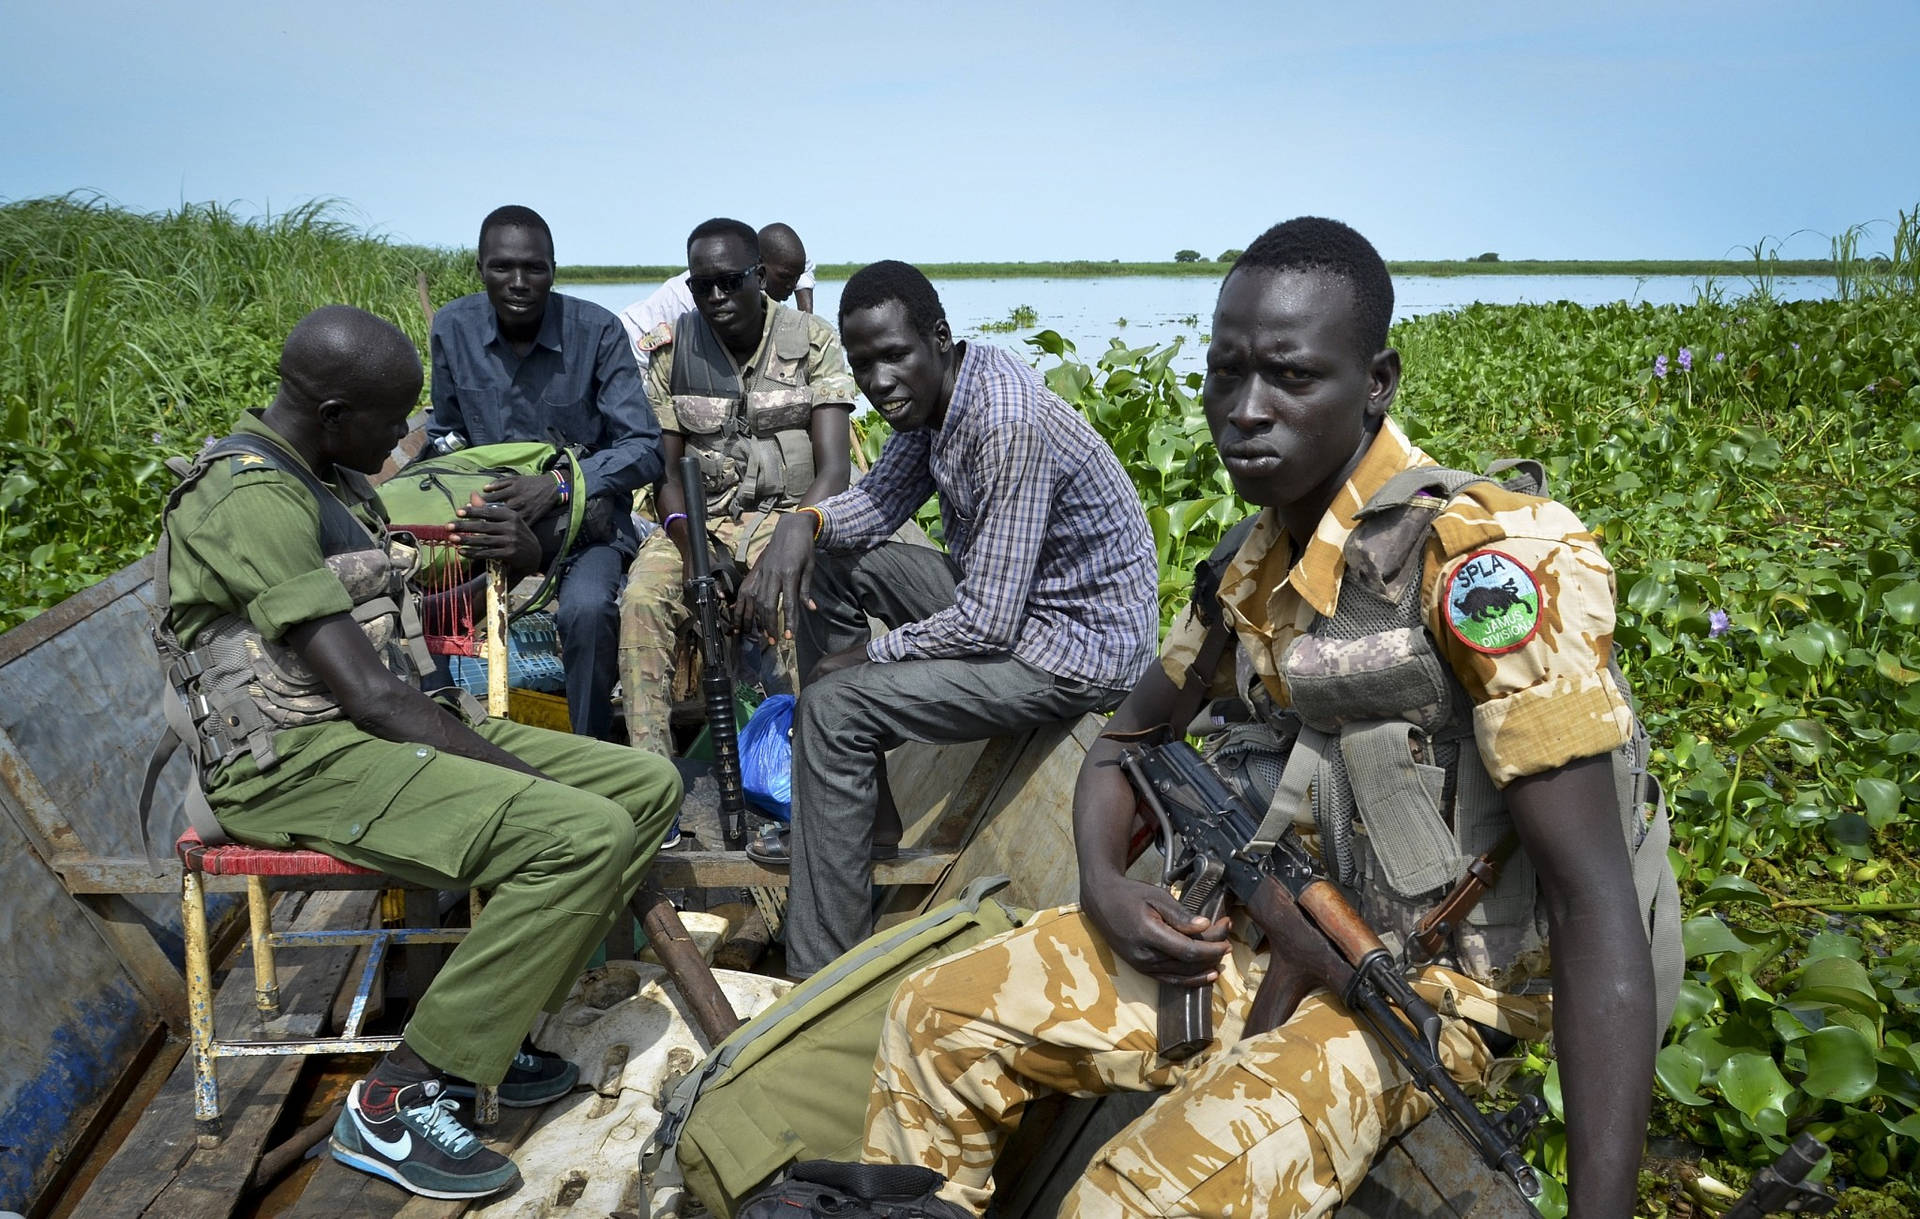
[1454,578,1524,622]
[1444,549,1542,654]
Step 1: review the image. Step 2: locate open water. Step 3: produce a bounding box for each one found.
[564,273,1836,380]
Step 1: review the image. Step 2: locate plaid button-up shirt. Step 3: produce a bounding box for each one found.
[815,341,1158,690]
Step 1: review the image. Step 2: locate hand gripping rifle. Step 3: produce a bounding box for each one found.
[680,455,749,851]
[1120,739,1548,1202]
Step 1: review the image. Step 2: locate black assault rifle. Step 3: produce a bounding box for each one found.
[1120,739,1548,1202]
[680,455,749,851]
[1722,1134,1836,1218]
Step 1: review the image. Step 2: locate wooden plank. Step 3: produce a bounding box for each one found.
[71,889,378,1218]
[914,715,1103,916]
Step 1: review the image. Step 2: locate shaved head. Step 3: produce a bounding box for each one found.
[758,222,808,302]
[758,222,805,264]
[278,305,423,412]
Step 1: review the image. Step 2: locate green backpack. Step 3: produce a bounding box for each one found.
[650,877,1026,1218]
[379,441,586,613]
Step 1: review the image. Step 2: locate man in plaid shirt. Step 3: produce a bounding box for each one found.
[738,260,1159,977]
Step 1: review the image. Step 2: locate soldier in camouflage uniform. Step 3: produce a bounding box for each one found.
[861,219,1659,1218]
[617,218,857,757]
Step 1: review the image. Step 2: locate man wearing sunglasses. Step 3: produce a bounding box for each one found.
[428,205,662,743]
[618,218,856,763]
[617,222,818,373]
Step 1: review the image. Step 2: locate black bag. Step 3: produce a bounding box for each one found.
[734,1160,972,1219]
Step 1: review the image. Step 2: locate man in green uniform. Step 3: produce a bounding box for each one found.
[617,217,856,759]
[859,220,1662,1217]
[156,305,681,1200]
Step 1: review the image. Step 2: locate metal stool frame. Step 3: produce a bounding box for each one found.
[176,829,496,1144]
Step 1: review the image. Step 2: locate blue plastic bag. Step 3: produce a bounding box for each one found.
[739,694,796,823]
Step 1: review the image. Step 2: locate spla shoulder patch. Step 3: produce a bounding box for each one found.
[1444,549,1541,654]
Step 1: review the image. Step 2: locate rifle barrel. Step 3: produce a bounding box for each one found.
[680,455,750,850]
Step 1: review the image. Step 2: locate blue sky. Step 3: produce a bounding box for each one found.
[4,0,1915,266]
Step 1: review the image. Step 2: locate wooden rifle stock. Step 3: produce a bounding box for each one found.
[1241,876,1358,1036]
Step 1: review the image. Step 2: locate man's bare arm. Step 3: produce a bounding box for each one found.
[1506,751,1656,1219]
[284,615,546,780]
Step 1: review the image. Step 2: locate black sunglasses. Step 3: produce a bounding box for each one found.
[689,264,761,296]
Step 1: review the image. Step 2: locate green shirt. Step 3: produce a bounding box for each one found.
[164,410,403,840]
[165,410,384,649]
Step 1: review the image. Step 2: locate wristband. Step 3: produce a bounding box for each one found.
[797,505,825,538]
[663,512,688,532]
[551,468,570,505]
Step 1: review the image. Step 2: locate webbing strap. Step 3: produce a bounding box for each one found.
[1637,778,1684,1042]
[202,432,377,556]
[1358,466,1491,517]
[1250,724,1326,855]
[1341,720,1464,896]
[140,687,232,857]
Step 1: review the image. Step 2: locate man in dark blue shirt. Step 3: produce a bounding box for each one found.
[428,205,663,740]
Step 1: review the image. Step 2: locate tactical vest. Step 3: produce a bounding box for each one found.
[144,432,437,845]
[669,303,817,518]
[1201,462,1684,1036]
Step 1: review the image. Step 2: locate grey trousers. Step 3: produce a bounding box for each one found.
[786,543,1126,977]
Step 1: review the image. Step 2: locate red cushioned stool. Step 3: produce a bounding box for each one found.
[176,828,493,1143]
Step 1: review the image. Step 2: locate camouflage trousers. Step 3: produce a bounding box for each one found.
[618,510,795,756]
[862,905,1553,1218]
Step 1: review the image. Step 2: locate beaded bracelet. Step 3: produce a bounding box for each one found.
[662,512,688,532]
[797,505,826,538]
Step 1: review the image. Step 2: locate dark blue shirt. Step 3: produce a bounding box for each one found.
[427,292,663,539]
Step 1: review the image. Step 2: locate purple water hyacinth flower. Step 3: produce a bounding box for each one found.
[1791,342,1800,349]
[1709,609,1730,638]
[1653,354,1669,378]
[1714,352,1726,363]
[1678,348,1693,372]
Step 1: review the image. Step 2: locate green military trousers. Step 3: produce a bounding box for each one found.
[208,715,682,1086]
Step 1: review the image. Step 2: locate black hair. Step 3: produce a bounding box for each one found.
[1229,217,1394,358]
[838,260,947,336]
[279,305,421,408]
[478,205,553,252]
[687,217,760,259]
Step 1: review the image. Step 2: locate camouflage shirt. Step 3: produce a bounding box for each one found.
[1161,416,1632,789]
[640,296,856,433]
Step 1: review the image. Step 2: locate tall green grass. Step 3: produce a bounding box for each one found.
[0,195,479,628]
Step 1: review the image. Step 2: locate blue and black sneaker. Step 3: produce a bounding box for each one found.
[444,1044,580,1108]
[330,1077,518,1199]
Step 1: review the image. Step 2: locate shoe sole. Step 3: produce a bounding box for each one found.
[328,1138,518,1200]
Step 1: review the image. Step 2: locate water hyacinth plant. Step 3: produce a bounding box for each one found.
[4,194,1920,1211]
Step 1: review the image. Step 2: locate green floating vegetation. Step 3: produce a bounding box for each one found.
[3,190,1920,1210]
[976,304,1039,333]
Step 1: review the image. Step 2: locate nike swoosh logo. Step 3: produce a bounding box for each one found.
[351,1086,414,1159]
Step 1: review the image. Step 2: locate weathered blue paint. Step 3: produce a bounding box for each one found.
[0,978,147,1213]
[0,570,175,1212]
